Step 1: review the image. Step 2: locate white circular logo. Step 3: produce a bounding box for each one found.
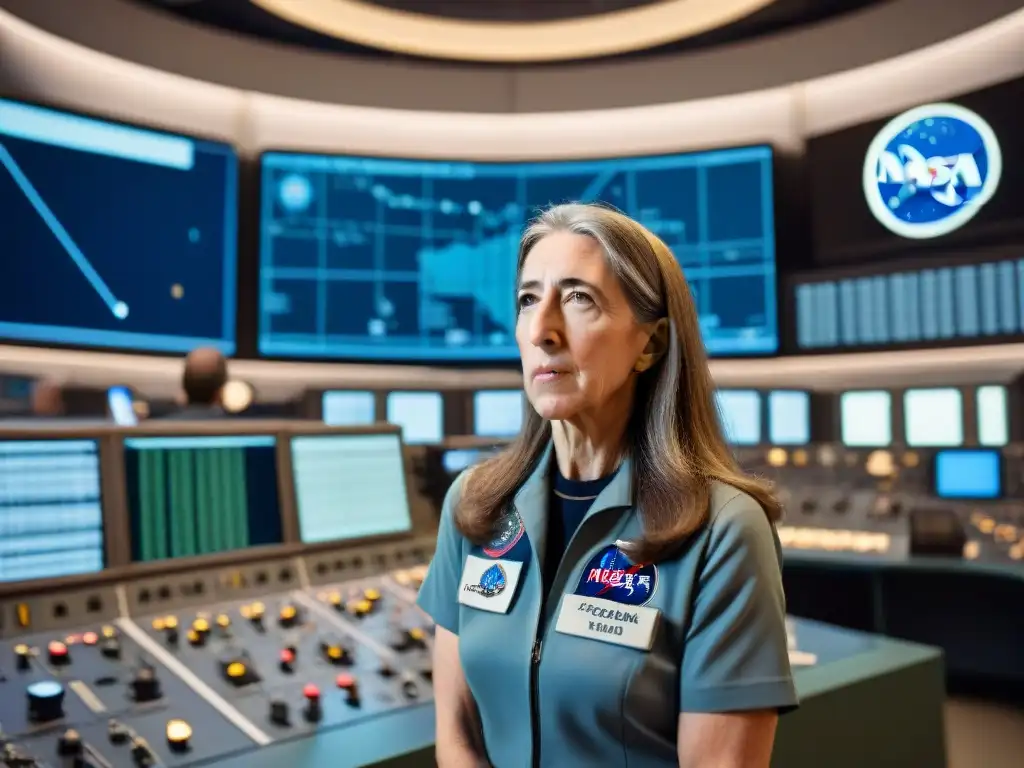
[862,103,1002,239]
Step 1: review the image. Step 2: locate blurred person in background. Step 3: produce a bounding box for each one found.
[159,347,228,420]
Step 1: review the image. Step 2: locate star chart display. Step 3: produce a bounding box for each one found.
[258,147,778,361]
[0,99,238,353]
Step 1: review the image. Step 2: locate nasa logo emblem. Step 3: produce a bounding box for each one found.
[863,103,1002,240]
[483,512,524,558]
[575,545,657,607]
[464,563,507,598]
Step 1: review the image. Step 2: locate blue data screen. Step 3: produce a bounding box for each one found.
[259,147,777,361]
[0,99,238,353]
[934,449,1002,500]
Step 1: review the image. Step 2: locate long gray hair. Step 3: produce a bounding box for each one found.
[455,203,779,562]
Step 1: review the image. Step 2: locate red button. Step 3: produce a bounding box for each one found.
[302,683,320,700]
[335,673,355,690]
[82,632,98,646]
[279,649,295,664]
[48,641,67,657]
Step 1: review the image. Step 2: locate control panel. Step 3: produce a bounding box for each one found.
[739,444,1024,564]
[0,539,437,768]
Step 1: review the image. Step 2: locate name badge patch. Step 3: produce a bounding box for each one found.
[458,555,522,614]
[555,594,660,651]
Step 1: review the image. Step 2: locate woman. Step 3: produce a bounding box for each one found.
[417,203,796,768]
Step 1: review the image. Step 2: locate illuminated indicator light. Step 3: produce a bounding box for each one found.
[216,614,231,629]
[328,592,342,605]
[187,629,200,644]
[394,571,412,586]
[166,718,192,743]
[279,649,295,664]
[280,605,297,620]
[165,616,179,629]
[16,604,30,628]
[226,662,246,678]
[152,618,166,631]
[355,600,372,614]
[48,641,68,656]
[303,684,320,700]
[979,518,996,534]
[193,618,210,633]
[240,604,252,619]
[14,643,29,656]
[409,628,425,642]
[82,632,99,646]
[364,588,381,602]
[336,673,355,689]
[65,635,78,645]
[250,602,265,618]
[101,625,116,638]
[326,646,342,660]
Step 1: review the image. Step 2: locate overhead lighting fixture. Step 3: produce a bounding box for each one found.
[250,0,775,63]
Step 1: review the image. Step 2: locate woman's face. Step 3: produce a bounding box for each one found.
[516,231,651,423]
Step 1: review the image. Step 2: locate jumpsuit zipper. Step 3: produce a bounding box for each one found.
[530,638,542,768]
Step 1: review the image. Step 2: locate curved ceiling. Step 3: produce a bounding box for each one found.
[136,0,889,63]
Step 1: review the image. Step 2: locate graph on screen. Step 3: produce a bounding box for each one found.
[0,99,238,353]
[123,436,282,562]
[259,147,777,361]
[0,440,105,583]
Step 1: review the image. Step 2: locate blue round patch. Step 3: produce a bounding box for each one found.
[483,512,524,558]
[863,102,1002,240]
[575,545,657,606]
[465,563,507,598]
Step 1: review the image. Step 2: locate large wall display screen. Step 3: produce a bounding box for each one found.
[258,146,778,361]
[807,77,1024,265]
[0,99,238,353]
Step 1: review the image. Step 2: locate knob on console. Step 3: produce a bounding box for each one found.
[57,728,83,757]
[27,680,65,723]
[278,605,300,629]
[14,643,31,672]
[269,699,290,727]
[131,664,162,703]
[47,641,70,667]
[302,684,322,723]
[165,719,192,753]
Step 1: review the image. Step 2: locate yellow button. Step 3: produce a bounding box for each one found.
[250,602,266,618]
[409,628,425,642]
[226,662,246,678]
[364,588,381,602]
[216,614,231,629]
[152,618,166,632]
[193,618,210,633]
[239,604,252,620]
[166,718,193,743]
[326,646,342,660]
[187,629,200,644]
[14,643,29,656]
[165,616,179,630]
[102,625,116,639]
[328,592,342,606]
[280,605,297,620]
[355,600,372,614]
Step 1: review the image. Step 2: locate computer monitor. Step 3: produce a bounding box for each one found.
[291,431,411,544]
[976,385,1009,447]
[123,435,282,562]
[840,391,892,447]
[767,390,810,445]
[258,146,778,361]
[107,386,137,426]
[473,390,524,438]
[0,98,238,353]
[0,438,105,582]
[715,390,762,446]
[387,391,443,444]
[904,388,963,447]
[934,449,1002,500]
[322,390,376,426]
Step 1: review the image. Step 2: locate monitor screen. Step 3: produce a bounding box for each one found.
[322,390,376,426]
[716,390,762,446]
[934,449,1002,500]
[768,390,810,445]
[0,99,238,354]
[108,386,137,426]
[292,433,411,544]
[976,385,1009,447]
[840,391,892,447]
[387,391,443,444]
[473,390,524,438]
[904,388,963,447]
[123,435,281,562]
[0,439,105,583]
[258,146,777,361]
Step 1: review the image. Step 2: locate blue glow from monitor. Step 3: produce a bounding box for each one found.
[258,147,777,361]
[934,449,1001,500]
[768,390,810,445]
[322,390,376,426]
[840,390,892,447]
[0,99,237,353]
[387,391,443,444]
[473,390,524,438]
[716,390,762,445]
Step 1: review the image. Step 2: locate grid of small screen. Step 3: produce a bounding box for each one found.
[322,390,376,426]
[716,390,762,445]
[292,433,411,544]
[934,449,1002,500]
[767,390,810,445]
[123,435,282,562]
[473,390,524,438]
[904,388,963,447]
[0,440,104,582]
[796,258,1024,350]
[977,386,1009,447]
[387,391,443,444]
[840,391,892,447]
